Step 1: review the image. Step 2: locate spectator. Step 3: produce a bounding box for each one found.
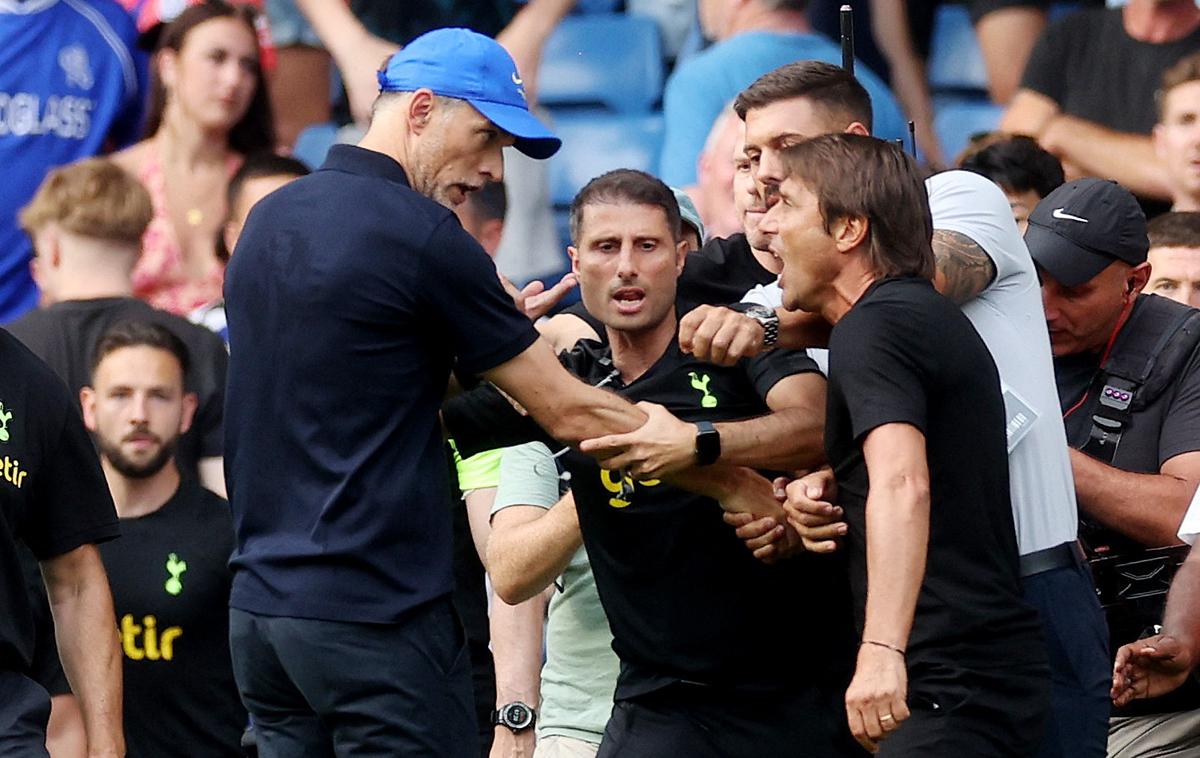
[1025,178,1200,757]
[9,158,229,496]
[80,321,245,758]
[262,0,330,149]
[1000,0,1200,201]
[1147,212,1200,308]
[693,106,744,240]
[659,0,906,189]
[958,133,1065,231]
[1155,52,1200,212]
[0,329,123,755]
[113,0,275,316]
[192,152,311,343]
[0,0,144,324]
[445,169,852,758]
[456,181,508,259]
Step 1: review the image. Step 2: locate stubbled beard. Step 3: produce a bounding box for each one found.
[99,435,177,479]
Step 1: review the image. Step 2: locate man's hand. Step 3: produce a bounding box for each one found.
[781,469,847,553]
[717,469,787,522]
[579,401,694,478]
[722,477,805,563]
[845,643,910,754]
[490,727,535,758]
[500,272,579,321]
[1112,634,1196,706]
[679,305,764,366]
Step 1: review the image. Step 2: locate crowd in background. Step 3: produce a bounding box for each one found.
[4,0,1200,757]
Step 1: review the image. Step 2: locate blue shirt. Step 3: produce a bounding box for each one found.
[658,31,907,187]
[0,0,144,323]
[224,145,539,623]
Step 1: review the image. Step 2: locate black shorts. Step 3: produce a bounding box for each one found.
[967,0,1102,24]
[877,660,1050,757]
[597,681,865,758]
[0,671,51,756]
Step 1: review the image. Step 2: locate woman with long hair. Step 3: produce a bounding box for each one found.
[114,0,274,315]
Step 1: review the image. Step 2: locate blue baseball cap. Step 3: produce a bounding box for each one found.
[377,28,561,160]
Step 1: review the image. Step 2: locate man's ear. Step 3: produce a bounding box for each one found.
[676,238,689,274]
[830,214,869,253]
[407,89,436,134]
[1152,123,1168,162]
[845,122,870,137]
[1129,261,1152,297]
[179,392,199,437]
[80,386,98,433]
[567,245,581,276]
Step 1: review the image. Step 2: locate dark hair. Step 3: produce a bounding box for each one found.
[216,152,310,260]
[1148,212,1200,250]
[92,321,190,382]
[1158,51,1200,120]
[144,1,275,154]
[463,181,508,225]
[569,169,682,246]
[734,60,872,132]
[958,134,1065,199]
[780,133,934,279]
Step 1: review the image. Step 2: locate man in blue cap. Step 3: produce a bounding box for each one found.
[222,27,787,757]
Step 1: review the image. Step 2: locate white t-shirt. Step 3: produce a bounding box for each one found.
[743,170,1078,556]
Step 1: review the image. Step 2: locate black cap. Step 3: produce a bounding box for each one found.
[1024,178,1148,287]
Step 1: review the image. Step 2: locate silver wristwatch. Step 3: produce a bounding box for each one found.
[742,304,780,350]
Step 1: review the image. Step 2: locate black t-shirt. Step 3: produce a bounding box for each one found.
[7,297,228,476]
[1021,8,1200,135]
[445,339,857,699]
[98,480,244,757]
[563,234,778,339]
[825,278,1043,670]
[0,328,119,675]
[224,145,539,624]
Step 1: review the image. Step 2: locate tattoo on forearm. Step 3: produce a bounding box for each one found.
[932,229,997,305]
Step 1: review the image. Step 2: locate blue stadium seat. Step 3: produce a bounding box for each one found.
[548,111,666,207]
[292,122,338,170]
[927,5,988,94]
[538,14,665,113]
[934,98,1004,162]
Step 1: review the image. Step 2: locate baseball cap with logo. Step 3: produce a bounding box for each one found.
[1024,178,1148,288]
[377,28,561,160]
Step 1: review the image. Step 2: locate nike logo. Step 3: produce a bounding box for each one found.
[1052,208,1089,223]
[511,72,523,86]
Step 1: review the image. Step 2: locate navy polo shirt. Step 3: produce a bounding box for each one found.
[223,145,539,623]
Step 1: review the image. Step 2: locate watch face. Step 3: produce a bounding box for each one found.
[502,703,533,730]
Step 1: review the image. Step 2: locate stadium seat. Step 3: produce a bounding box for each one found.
[548,111,666,207]
[538,14,665,113]
[927,5,988,94]
[292,122,339,170]
[933,98,1004,162]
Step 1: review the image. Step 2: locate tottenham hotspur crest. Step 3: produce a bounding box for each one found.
[59,46,94,91]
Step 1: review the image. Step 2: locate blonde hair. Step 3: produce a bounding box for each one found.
[19,158,152,245]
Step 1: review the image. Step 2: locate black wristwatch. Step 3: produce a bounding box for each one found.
[491,702,537,733]
[741,304,780,350]
[694,420,721,466]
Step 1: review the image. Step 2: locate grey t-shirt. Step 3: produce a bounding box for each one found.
[492,442,618,744]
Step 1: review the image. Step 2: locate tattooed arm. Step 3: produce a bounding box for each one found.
[932,229,997,305]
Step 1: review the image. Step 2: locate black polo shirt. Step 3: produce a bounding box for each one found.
[224,145,538,623]
[445,339,857,699]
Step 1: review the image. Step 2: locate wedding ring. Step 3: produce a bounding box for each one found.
[880,714,895,723]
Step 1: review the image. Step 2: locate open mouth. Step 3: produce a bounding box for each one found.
[612,286,646,315]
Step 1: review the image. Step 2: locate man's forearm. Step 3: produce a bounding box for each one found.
[1044,116,1171,200]
[1161,551,1200,657]
[489,497,583,604]
[778,309,832,350]
[715,409,824,472]
[1071,448,1191,547]
[490,588,548,715]
[862,480,928,650]
[42,547,123,757]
